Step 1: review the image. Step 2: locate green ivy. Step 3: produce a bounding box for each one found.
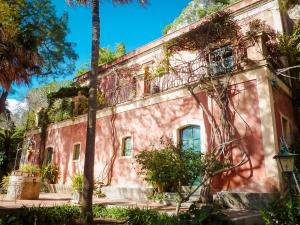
[260,194,300,225]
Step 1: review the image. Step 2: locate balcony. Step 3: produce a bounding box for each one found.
[99,44,247,107]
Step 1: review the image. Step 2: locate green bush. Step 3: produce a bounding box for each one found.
[178,204,233,225]
[93,205,129,220]
[0,205,80,225]
[135,147,202,192]
[19,164,40,176]
[260,194,300,225]
[41,164,59,184]
[93,205,232,225]
[0,204,233,225]
[71,174,83,192]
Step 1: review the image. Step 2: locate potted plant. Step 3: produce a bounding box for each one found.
[6,163,41,200]
[71,173,83,204]
[41,164,59,192]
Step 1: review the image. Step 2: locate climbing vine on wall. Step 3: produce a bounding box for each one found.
[149,10,253,202]
[97,64,140,186]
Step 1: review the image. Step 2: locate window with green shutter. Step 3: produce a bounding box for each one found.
[180,125,201,185]
[180,125,201,153]
[122,137,132,157]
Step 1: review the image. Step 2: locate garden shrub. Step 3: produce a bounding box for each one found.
[92,205,129,220]
[93,205,232,225]
[0,205,80,225]
[135,146,202,192]
[40,164,59,184]
[178,204,233,225]
[0,204,233,225]
[260,194,300,225]
[136,147,181,192]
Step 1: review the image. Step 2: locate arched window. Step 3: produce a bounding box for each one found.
[180,125,200,153]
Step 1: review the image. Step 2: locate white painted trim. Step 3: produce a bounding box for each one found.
[172,119,206,153]
[271,0,284,33]
[280,113,291,144]
[233,0,275,22]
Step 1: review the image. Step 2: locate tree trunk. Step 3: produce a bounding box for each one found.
[81,0,100,223]
[199,177,213,203]
[0,91,8,114]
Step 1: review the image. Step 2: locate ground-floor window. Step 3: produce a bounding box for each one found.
[180,125,201,186]
[122,137,132,157]
[73,143,81,161]
[121,137,132,157]
[180,125,201,153]
[44,147,53,164]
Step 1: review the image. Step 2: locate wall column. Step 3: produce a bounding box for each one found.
[256,67,281,191]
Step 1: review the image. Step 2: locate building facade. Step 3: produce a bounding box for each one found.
[30,0,298,199]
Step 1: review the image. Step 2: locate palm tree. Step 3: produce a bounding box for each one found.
[66,0,146,223]
[0,28,41,113]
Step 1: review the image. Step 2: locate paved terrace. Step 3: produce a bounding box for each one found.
[0,193,263,225]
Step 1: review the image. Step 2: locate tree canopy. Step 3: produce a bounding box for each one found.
[162,0,239,35]
[0,0,78,112]
[75,43,126,77]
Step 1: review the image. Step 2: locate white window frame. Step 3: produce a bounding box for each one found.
[120,135,133,159]
[280,114,291,145]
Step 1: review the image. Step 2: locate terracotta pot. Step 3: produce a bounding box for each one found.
[6,175,41,200]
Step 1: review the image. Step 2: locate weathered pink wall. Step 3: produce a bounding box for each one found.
[30,0,291,193]
[33,78,283,193]
[273,87,298,145]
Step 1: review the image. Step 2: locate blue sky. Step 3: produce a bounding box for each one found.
[9,0,191,100]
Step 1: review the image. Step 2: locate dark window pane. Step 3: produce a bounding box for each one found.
[73,144,80,160]
[47,148,53,164]
[209,45,233,76]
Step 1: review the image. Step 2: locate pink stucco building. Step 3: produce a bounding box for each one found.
[30,0,298,200]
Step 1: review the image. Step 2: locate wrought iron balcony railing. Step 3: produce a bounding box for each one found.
[100,45,246,107]
[145,45,246,94]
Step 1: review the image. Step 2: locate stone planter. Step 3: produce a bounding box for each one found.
[71,191,83,204]
[6,175,41,200]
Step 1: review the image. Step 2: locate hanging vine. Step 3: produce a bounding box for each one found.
[148,10,255,202]
[98,64,140,185]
